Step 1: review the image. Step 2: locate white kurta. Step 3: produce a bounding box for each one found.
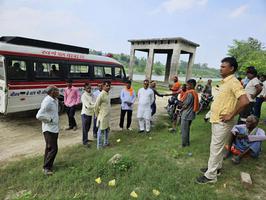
[137,88,154,119]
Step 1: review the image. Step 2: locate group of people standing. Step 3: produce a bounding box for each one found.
[63,79,112,149]
[35,75,200,175]
[36,79,111,175]
[121,77,200,148]
[35,56,265,179]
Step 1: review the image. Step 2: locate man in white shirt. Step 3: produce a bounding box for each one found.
[119,80,136,131]
[36,85,59,176]
[81,83,95,147]
[239,66,262,124]
[137,79,154,133]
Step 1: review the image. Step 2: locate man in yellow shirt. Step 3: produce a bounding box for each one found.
[196,57,249,184]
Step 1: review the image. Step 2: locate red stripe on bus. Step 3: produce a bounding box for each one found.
[7,80,126,90]
[8,80,126,85]
[0,50,121,65]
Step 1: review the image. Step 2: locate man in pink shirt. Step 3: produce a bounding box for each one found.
[64,79,80,131]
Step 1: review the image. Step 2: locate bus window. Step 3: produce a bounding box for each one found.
[0,61,4,80]
[7,60,27,80]
[104,67,112,78]
[50,64,60,77]
[93,66,113,79]
[33,62,61,79]
[94,66,104,78]
[114,67,124,79]
[69,64,89,78]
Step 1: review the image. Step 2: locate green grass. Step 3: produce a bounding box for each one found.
[1,104,266,199]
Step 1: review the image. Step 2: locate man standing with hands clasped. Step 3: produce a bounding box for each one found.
[36,85,60,176]
[119,80,136,131]
[196,57,249,184]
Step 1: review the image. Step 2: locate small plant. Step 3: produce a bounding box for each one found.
[112,157,133,173]
[96,156,134,178]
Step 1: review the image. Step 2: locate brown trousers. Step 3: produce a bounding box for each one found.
[43,131,58,170]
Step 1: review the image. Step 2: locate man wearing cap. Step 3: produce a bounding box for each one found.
[64,79,80,131]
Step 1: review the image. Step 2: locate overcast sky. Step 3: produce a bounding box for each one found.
[0,0,265,68]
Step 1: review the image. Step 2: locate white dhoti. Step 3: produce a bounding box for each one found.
[137,105,152,131]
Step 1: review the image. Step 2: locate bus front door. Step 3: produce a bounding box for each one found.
[0,56,7,114]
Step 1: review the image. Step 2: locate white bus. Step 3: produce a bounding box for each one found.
[0,36,127,114]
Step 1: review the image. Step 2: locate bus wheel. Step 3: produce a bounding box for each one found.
[58,101,64,114]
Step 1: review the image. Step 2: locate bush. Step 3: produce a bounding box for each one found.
[111,157,133,173]
[96,156,134,178]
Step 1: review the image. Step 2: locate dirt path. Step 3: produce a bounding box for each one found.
[0,97,168,166]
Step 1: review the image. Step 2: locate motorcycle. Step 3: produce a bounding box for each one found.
[166,95,182,121]
[198,93,213,114]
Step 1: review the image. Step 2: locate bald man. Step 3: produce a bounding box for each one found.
[225,115,266,164]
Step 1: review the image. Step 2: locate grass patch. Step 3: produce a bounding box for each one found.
[1,105,266,199]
